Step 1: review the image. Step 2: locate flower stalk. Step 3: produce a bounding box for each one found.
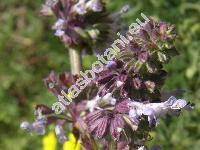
[69,48,82,75]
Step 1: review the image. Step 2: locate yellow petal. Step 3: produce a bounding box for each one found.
[63,133,82,150]
[63,141,75,150]
[68,133,76,143]
[43,132,57,150]
[75,140,81,150]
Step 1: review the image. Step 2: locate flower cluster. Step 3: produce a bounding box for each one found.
[96,19,179,102]
[80,19,193,148]
[21,1,194,149]
[40,0,116,52]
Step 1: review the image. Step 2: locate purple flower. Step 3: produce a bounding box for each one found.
[40,0,112,49]
[43,71,75,98]
[96,65,129,98]
[40,0,56,16]
[54,29,65,37]
[55,125,68,143]
[86,110,124,140]
[52,18,65,30]
[72,0,87,15]
[20,118,46,135]
[86,0,103,12]
[106,61,118,69]
[21,104,60,135]
[21,6,193,149]
[86,100,129,140]
[128,96,193,126]
[96,59,159,100]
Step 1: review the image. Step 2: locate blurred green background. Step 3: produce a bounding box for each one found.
[0,0,199,149]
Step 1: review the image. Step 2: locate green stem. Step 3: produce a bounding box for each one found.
[69,48,82,75]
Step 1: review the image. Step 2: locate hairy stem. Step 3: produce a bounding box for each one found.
[69,48,82,75]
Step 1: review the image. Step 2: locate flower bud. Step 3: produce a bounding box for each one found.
[86,0,103,12]
[145,81,155,93]
[55,125,68,143]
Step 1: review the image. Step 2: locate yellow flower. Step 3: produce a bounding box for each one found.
[63,133,81,150]
[43,132,57,150]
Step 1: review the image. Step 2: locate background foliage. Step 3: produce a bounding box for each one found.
[0,0,199,149]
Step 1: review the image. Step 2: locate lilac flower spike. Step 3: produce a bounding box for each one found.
[40,0,114,50]
[129,96,192,126]
[22,4,193,148]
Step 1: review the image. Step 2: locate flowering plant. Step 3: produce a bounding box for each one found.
[21,0,193,149]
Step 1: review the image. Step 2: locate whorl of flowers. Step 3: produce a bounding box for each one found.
[97,19,179,102]
[84,19,193,148]
[40,0,116,52]
[21,7,194,150]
